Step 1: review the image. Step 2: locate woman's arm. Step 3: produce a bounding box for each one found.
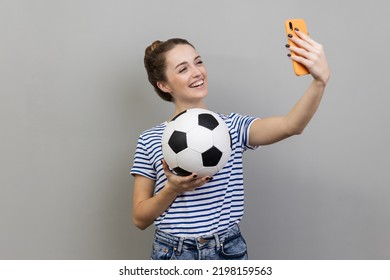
[249,29,330,147]
[132,161,211,230]
[132,174,177,230]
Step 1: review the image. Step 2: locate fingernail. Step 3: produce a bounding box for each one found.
[294,27,299,31]
[285,44,290,48]
[288,34,293,38]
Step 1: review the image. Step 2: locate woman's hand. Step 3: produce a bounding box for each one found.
[287,29,330,85]
[162,160,211,195]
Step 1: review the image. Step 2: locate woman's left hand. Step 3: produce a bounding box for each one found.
[287,29,330,85]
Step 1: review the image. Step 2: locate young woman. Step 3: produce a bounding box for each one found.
[131,31,330,260]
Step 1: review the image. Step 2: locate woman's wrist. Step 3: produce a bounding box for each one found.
[163,182,181,197]
[313,76,329,88]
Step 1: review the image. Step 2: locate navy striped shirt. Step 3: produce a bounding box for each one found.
[131,113,258,237]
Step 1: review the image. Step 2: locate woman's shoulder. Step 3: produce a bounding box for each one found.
[138,122,167,139]
[218,112,259,129]
[217,112,236,119]
[217,112,249,121]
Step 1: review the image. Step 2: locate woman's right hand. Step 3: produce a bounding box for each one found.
[162,160,211,195]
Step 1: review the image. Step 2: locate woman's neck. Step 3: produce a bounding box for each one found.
[172,100,207,118]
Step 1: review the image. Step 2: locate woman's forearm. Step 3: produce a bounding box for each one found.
[285,79,326,135]
[133,183,178,230]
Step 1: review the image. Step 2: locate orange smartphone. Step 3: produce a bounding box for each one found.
[285,18,309,76]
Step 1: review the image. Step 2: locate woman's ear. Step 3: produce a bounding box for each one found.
[157,81,171,93]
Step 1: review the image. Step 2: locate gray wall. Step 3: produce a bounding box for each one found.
[1,0,389,259]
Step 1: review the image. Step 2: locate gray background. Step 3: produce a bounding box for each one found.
[1,0,389,259]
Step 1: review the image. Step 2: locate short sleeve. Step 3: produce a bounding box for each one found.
[225,113,260,151]
[130,135,157,180]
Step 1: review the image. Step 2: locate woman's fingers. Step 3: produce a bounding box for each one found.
[288,32,315,56]
[161,159,212,192]
[286,30,330,83]
[293,29,320,49]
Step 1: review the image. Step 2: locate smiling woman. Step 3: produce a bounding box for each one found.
[143,39,195,101]
[131,35,330,260]
[157,44,208,115]
[145,39,209,116]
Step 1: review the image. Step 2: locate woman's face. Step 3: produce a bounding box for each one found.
[158,44,208,106]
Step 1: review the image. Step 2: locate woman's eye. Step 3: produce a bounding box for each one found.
[196,60,203,65]
[179,67,187,73]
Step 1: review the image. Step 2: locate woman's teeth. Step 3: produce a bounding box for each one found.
[190,80,204,88]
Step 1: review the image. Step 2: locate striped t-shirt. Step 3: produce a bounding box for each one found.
[131,112,258,237]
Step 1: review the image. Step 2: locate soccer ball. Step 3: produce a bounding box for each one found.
[162,108,232,177]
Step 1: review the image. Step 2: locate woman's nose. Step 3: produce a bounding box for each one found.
[191,66,202,77]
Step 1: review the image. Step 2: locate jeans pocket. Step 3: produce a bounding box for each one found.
[150,240,176,260]
[220,235,248,260]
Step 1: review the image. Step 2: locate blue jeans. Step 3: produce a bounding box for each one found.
[150,224,248,260]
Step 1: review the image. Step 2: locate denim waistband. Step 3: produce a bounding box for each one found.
[154,224,242,253]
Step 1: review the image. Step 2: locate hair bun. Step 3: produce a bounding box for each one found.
[146,40,163,55]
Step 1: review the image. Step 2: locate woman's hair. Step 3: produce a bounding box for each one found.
[144,38,195,102]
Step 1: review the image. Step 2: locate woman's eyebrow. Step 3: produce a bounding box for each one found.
[175,56,202,69]
[175,61,188,69]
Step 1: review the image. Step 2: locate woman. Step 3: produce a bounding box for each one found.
[131,31,330,260]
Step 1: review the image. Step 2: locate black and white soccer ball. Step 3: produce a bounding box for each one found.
[162,108,232,177]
